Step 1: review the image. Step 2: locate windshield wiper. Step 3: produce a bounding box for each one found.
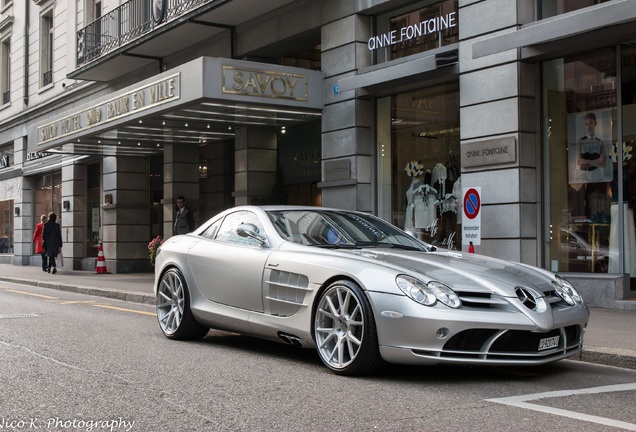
[354,241,422,251]
[310,243,360,249]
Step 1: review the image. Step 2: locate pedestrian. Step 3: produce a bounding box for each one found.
[32,214,48,272]
[174,195,195,235]
[42,212,63,274]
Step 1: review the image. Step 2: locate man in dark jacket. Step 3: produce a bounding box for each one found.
[42,212,63,274]
[173,196,195,235]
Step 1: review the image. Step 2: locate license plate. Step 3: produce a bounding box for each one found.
[538,336,560,351]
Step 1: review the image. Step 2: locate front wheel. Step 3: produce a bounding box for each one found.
[313,280,384,375]
[156,268,208,340]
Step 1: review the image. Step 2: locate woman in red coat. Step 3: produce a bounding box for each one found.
[32,214,48,271]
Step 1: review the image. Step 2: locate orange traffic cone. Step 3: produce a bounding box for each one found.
[95,241,108,274]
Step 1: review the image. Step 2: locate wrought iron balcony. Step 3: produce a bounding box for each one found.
[43,70,53,86]
[76,0,212,68]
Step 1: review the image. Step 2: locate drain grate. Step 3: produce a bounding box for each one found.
[0,313,39,319]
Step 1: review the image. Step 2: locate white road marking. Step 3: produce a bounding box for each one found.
[487,383,636,431]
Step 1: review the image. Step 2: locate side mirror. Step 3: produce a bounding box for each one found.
[236,223,267,245]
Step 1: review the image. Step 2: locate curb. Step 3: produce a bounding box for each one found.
[0,276,155,305]
[576,346,636,371]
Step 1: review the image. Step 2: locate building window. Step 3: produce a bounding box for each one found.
[373,0,458,64]
[542,47,622,274]
[539,0,613,19]
[377,82,461,250]
[40,11,54,87]
[1,38,9,104]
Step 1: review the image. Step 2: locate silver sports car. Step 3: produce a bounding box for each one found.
[154,205,589,376]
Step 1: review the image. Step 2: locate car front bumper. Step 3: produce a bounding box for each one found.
[367,291,588,366]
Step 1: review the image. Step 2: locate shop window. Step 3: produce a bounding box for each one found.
[539,0,613,19]
[373,0,458,64]
[0,199,13,253]
[543,48,620,274]
[378,82,461,250]
[618,43,636,278]
[33,172,62,230]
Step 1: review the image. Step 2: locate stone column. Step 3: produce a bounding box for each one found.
[459,0,538,264]
[233,127,277,206]
[320,14,373,211]
[102,156,150,273]
[12,137,29,266]
[60,162,87,270]
[163,143,199,237]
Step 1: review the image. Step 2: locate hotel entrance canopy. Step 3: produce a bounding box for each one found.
[34,57,323,157]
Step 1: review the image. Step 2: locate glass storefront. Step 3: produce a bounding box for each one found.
[378,82,461,250]
[0,199,13,254]
[543,45,636,277]
[33,172,62,241]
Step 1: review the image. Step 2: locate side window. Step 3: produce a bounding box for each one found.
[199,219,221,240]
[215,211,264,247]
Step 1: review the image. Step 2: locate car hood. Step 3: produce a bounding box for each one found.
[343,248,556,297]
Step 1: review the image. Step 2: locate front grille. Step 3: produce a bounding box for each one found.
[490,329,561,352]
[439,325,582,361]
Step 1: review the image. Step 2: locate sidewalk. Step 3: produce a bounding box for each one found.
[1,263,634,370]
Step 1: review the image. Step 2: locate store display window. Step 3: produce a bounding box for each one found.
[0,199,13,254]
[33,172,62,233]
[378,82,461,250]
[543,46,636,276]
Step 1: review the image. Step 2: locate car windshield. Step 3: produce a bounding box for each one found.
[267,210,430,251]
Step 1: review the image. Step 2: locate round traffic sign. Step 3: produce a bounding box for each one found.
[463,188,480,220]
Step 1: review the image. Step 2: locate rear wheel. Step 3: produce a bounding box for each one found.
[313,280,384,375]
[156,268,208,340]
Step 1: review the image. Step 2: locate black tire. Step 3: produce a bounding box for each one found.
[313,279,385,376]
[156,268,208,340]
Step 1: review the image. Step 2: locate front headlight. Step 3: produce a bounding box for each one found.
[553,275,583,305]
[396,275,461,308]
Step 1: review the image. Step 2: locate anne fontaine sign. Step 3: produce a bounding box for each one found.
[368,11,457,51]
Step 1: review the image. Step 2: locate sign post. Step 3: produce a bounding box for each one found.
[462,187,481,247]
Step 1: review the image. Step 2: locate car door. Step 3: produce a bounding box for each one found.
[188,210,270,312]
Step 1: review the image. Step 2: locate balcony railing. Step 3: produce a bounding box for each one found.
[76,0,211,68]
[43,70,53,86]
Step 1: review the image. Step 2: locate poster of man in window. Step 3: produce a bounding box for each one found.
[568,109,613,184]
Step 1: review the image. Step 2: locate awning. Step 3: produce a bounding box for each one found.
[338,45,459,97]
[33,57,323,156]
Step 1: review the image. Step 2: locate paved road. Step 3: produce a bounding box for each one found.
[2,281,636,432]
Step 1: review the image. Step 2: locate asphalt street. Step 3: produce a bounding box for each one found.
[0,263,635,370]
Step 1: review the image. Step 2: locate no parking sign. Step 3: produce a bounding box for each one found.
[462,187,481,245]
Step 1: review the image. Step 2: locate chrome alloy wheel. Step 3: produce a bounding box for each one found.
[156,269,184,336]
[314,284,365,370]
